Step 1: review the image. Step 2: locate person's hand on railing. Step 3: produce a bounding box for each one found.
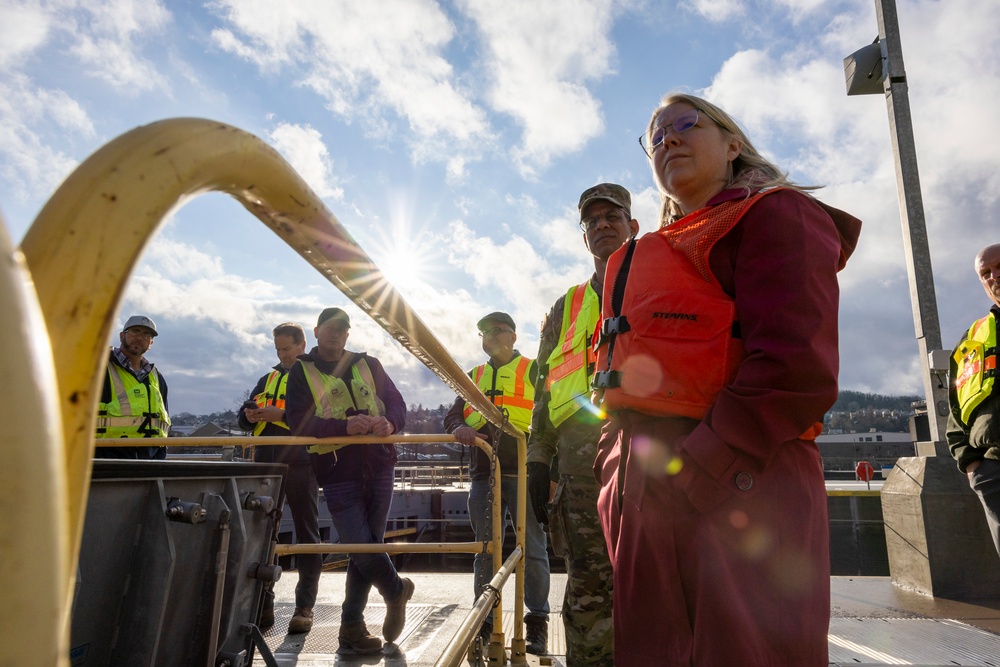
[527,461,551,525]
[452,425,479,447]
[369,416,395,437]
[347,414,374,435]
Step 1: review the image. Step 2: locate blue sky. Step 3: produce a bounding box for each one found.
[2,0,998,416]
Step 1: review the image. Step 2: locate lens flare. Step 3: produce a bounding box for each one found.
[666,456,683,476]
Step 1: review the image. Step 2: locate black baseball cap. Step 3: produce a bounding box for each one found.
[477,312,516,332]
[317,307,350,328]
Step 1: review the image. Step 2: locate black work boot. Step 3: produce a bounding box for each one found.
[525,615,548,655]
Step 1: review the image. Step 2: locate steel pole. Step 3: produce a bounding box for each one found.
[875,0,949,453]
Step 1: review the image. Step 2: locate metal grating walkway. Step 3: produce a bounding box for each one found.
[253,573,1000,666]
[829,617,1000,666]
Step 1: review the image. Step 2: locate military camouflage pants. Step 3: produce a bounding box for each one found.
[549,475,614,667]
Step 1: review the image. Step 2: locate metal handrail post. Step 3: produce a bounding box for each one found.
[509,429,528,664]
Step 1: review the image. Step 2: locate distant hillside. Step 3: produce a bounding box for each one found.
[826,390,922,433]
[831,390,922,412]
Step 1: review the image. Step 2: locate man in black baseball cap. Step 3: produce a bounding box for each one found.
[444,311,551,656]
[285,306,413,653]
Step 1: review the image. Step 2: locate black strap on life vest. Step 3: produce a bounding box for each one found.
[592,235,637,389]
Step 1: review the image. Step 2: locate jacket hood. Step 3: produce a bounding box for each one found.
[815,199,862,271]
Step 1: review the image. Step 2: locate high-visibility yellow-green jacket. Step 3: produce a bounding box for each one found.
[463,354,535,433]
[300,356,383,456]
[545,281,600,428]
[953,312,997,424]
[252,369,290,436]
[96,359,170,439]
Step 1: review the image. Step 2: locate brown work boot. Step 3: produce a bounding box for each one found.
[338,621,383,655]
[288,607,313,633]
[382,577,415,642]
[525,615,548,655]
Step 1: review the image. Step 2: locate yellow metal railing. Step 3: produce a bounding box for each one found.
[2,118,528,666]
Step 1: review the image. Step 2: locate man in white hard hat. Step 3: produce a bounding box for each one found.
[94,315,170,459]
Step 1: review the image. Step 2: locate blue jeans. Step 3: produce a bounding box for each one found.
[323,466,404,624]
[469,475,550,621]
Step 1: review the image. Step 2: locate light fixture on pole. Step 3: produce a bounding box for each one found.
[844,38,883,96]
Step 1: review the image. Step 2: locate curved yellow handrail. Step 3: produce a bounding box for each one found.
[0,215,68,665]
[14,117,524,663]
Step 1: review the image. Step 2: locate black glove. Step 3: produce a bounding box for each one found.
[527,461,552,525]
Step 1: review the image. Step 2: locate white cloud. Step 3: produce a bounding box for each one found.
[268,123,344,201]
[444,218,579,340]
[65,0,172,93]
[0,73,93,203]
[0,0,51,67]
[683,0,745,23]
[210,0,491,168]
[458,0,616,174]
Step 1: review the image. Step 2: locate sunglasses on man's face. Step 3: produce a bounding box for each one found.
[478,327,513,338]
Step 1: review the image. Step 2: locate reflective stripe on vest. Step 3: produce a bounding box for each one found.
[954,313,998,424]
[463,355,535,432]
[300,356,384,455]
[546,281,600,427]
[253,369,289,436]
[95,363,170,438]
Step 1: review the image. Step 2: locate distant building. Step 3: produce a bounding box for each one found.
[189,422,233,438]
[817,431,915,476]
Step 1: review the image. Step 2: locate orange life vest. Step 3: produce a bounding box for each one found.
[594,191,769,420]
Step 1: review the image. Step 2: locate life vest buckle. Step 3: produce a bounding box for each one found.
[601,315,630,336]
[592,369,622,389]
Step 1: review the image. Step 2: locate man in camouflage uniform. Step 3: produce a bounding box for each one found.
[527,183,638,666]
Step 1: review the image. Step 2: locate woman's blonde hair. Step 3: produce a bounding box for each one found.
[645,92,820,224]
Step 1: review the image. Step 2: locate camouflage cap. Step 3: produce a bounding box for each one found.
[578,183,631,220]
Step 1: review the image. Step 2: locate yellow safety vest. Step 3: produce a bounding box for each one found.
[95,363,170,439]
[545,281,600,427]
[253,369,290,436]
[463,356,534,432]
[300,356,384,455]
[954,312,997,424]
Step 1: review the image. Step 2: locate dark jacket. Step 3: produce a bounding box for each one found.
[947,304,1000,471]
[285,348,406,485]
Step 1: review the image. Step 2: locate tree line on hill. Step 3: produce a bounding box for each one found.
[172,390,920,438]
[170,403,451,436]
[825,390,922,434]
